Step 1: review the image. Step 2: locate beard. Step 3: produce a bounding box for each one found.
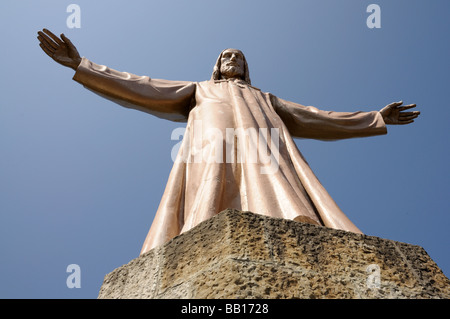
[220,65,244,79]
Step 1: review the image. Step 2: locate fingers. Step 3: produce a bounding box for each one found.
[388,101,419,114]
[383,101,420,125]
[397,110,420,124]
[37,29,65,52]
[60,33,75,49]
[43,28,63,45]
[37,32,58,51]
[389,101,416,110]
[387,101,403,108]
[39,43,54,58]
[38,35,56,56]
[398,104,417,111]
[399,113,419,121]
[399,111,420,117]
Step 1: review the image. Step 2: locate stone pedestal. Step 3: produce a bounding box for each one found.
[98,209,449,299]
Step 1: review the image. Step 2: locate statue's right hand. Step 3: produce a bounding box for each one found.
[37,28,81,70]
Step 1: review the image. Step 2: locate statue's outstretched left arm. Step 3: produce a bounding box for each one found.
[271,94,387,140]
[271,94,420,140]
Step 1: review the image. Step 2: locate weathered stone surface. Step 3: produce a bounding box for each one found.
[98,209,450,299]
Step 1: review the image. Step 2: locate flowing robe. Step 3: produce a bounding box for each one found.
[73,58,387,255]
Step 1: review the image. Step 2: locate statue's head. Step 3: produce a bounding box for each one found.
[211,48,251,85]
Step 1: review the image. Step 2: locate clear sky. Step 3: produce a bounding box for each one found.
[0,0,448,298]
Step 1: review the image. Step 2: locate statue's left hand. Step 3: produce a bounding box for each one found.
[379,101,420,125]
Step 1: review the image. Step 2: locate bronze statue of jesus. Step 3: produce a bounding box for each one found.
[37,29,420,255]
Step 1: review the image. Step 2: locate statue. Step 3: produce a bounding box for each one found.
[37,29,420,255]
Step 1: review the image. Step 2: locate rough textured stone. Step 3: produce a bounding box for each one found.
[98,209,450,299]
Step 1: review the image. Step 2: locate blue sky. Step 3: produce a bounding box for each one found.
[0,0,448,298]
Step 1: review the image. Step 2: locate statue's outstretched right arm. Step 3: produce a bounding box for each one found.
[37,29,195,122]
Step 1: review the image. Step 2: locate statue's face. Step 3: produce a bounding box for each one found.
[220,49,245,80]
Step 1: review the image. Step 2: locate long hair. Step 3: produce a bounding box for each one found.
[211,49,251,85]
